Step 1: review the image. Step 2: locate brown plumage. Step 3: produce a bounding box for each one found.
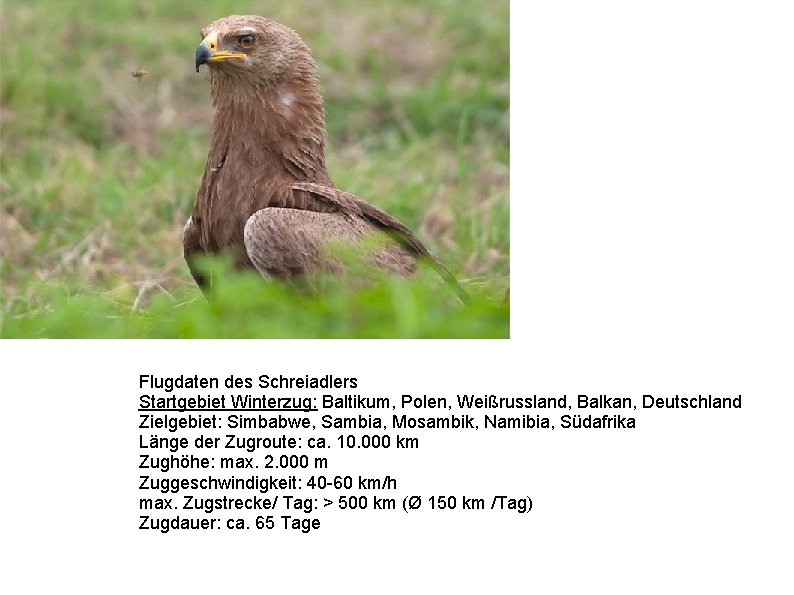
[184,15,465,299]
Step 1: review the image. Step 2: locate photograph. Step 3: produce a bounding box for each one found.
[0,0,509,338]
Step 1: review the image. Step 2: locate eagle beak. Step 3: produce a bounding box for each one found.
[195,31,246,72]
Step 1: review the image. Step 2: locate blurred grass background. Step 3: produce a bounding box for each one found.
[0,0,509,338]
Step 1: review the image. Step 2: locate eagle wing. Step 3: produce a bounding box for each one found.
[286,182,469,301]
[290,182,429,256]
[183,216,208,289]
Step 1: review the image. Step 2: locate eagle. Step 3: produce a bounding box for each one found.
[185,14,465,299]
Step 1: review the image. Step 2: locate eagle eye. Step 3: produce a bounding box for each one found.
[238,34,255,48]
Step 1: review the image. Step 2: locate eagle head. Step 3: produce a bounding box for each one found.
[195,15,310,84]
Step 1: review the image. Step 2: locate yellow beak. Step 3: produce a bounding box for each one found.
[195,31,246,72]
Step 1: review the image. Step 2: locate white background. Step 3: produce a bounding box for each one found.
[2,1,793,593]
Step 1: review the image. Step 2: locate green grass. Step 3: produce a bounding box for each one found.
[0,0,509,338]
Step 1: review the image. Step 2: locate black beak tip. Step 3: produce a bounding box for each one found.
[195,44,211,73]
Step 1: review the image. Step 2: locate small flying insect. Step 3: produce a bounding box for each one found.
[130,66,148,81]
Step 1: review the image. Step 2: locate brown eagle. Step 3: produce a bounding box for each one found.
[185,14,465,298]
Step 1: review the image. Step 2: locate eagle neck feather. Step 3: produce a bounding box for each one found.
[207,70,331,186]
[194,67,333,256]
